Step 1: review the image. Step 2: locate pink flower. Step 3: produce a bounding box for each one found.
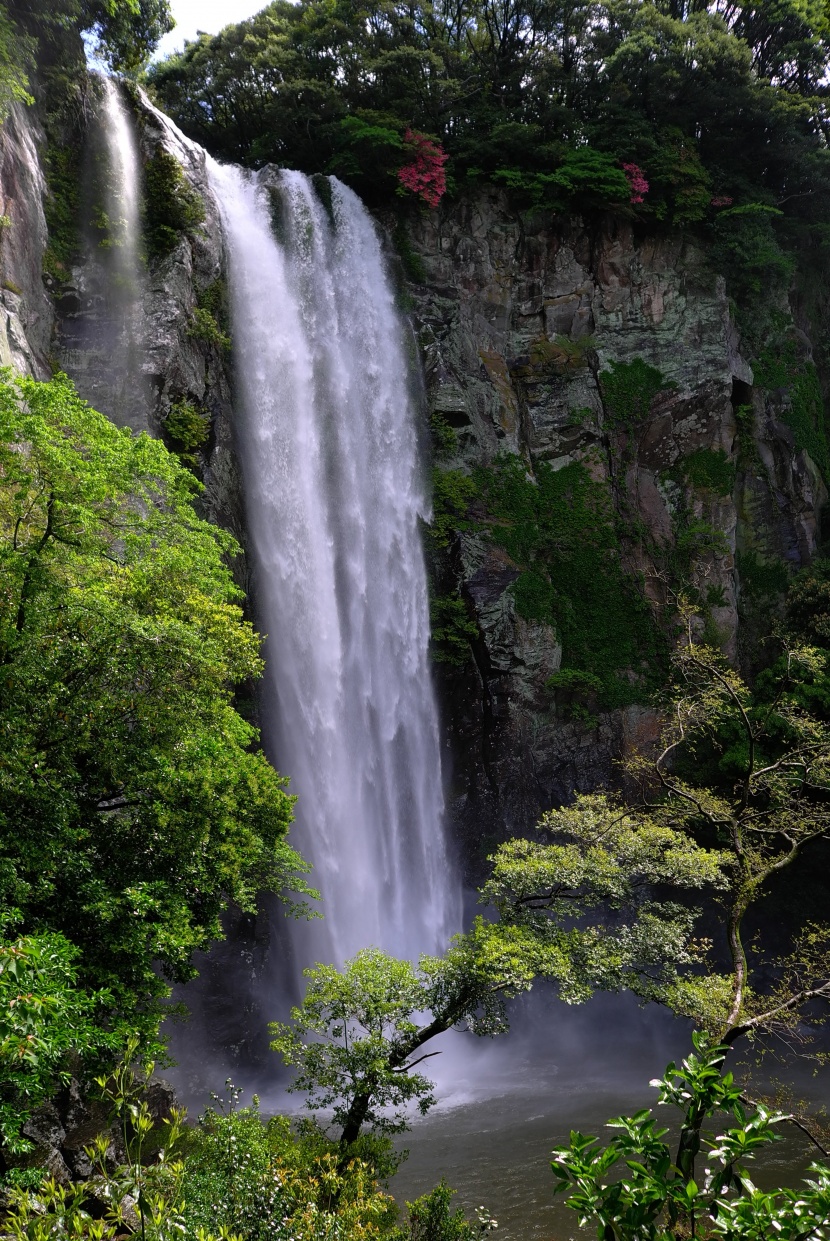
[397,130,448,209]
[622,162,649,204]
[710,195,734,208]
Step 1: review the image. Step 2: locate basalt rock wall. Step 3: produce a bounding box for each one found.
[401,190,826,875]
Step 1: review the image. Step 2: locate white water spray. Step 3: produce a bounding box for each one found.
[67,76,149,430]
[208,160,459,967]
[100,77,143,292]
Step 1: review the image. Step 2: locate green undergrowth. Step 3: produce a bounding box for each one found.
[599,358,674,430]
[394,221,427,284]
[754,340,829,478]
[429,469,479,547]
[429,413,458,459]
[430,593,479,665]
[42,142,82,281]
[435,455,666,706]
[143,147,205,258]
[163,399,210,469]
[677,447,736,497]
[737,549,789,599]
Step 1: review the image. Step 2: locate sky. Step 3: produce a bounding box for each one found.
[154,0,268,59]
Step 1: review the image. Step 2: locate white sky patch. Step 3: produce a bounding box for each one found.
[154,0,268,59]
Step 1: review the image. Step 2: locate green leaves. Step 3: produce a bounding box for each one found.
[270,949,440,1139]
[0,932,110,1152]
[0,371,309,1052]
[480,792,726,1006]
[551,1035,830,1240]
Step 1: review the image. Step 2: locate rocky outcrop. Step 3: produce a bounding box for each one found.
[8,1078,177,1185]
[0,104,54,377]
[1,78,245,567]
[403,192,826,871]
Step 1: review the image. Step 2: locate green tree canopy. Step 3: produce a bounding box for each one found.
[0,371,309,1051]
[10,0,173,73]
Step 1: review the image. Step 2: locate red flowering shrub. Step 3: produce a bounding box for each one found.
[710,195,734,207]
[622,162,649,204]
[397,129,448,208]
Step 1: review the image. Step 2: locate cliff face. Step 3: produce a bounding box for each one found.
[0,85,246,564]
[403,191,826,872]
[0,105,54,377]
[1,95,826,879]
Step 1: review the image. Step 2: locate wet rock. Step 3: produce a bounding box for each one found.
[400,193,825,869]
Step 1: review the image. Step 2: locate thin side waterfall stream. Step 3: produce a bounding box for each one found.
[207,159,460,970]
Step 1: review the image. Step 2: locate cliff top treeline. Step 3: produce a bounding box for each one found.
[146,0,830,224]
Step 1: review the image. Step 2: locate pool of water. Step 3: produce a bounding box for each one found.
[167,989,824,1240]
[388,994,821,1240]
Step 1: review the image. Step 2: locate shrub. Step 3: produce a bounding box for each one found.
[143,148,205,259]
[475,456,665,706]
[599,358,671,429]
[397,130,448,209]
[754,340,829,478]
[187,306,230,350]
[680,447,736,496]
[429,469,479,547]
[430,593,478,665]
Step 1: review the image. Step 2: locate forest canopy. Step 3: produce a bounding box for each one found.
[146,0,830,232]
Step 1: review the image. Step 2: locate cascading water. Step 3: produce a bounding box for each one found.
[100,77,143,300]
[59,77,148,430]
[208,160,459,969]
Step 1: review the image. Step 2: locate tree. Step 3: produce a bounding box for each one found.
[0,930,108,1153]
[0,371,309,1051]
[271,802,724,1150]
[10,0,174,73]
[551,1033,830,1240]
[625,614,830,1048]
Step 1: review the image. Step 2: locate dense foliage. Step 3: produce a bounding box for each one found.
[146,0,830,261]
[552,1034,830,1240]
[9,0,173,73]
[0,932,108,1152]
[0,371,308,1053]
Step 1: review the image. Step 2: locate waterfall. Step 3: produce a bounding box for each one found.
[100,77,143,298]
[59,77,149,431]
[208,161,459,968]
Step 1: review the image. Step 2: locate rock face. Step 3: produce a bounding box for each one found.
[2,88,825,881]
[0,105,54,377]
[403,191,826,873]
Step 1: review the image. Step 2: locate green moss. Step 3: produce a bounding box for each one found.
[529,334,596,374]
[680,447,736,496]
[599,358,673,429]
[393,221,427,284]
[430,593,478,665]
[311,172,335,223]
[474,455,665,707]
[42,143,82,280]
[737,550,789,599]
[429,412,458,459]
[143,148,205,259]
[197,278,229,326]
[754,341,829,478]
[429,468,479,547]
[188,306,231,351]
[2,279,22,296]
